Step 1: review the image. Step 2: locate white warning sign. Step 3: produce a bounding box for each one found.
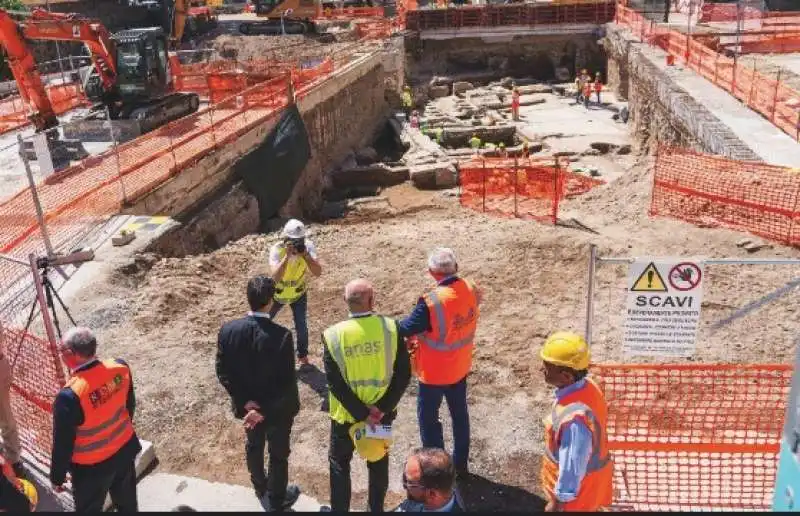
[623,259,705,357]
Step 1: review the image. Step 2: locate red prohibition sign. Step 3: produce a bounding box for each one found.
[668,262,702,291]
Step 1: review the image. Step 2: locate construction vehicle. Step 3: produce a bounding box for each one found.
[0,8,199,154]
[239,0,379,35]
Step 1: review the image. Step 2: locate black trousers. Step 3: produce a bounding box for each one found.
[328,420,388,512]
[71,459,137,512]
[246,416,294,506]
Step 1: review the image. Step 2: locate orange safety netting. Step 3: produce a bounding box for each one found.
[1,327,66,468]
[617,4,800,142]
[317,5,384,19]
[356,19,394,40]
[593,363,791,511]
[0,83,87,136]
[458,157,603,223]
[403,1,615,31]
[651,145,800,246]
[698,3,763,23]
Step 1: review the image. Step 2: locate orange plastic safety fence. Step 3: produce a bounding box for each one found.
[458,157,604,223]
[356,19,394,40]
[592,363,791,511]
[698,3,762,23]
[0,327,66,468]
[650,145,800,246]
[317,5,384,19]
[0,83,87,136]
[404,1,615,31]
[617,4,800,142]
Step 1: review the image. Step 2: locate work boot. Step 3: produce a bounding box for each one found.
[265,484,301,512]
[297,356,310,369]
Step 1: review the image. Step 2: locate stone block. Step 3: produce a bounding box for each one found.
[410,162,457,190]
[452,81,474,95]
[332,164,409,188]
[428,85,451,99]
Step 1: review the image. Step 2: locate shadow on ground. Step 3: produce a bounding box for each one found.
[297,364,329,412]
[458,473,546,512]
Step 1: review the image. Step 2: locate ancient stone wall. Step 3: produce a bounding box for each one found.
[405,32,607,85]
[604,23,760,160]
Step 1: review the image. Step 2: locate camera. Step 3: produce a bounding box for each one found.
[286,237,306,254]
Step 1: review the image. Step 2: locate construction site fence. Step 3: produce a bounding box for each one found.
[585,248,800,510]
[317,5,385,19]
[0,83,87,136]
[616,3,800,142]
[401,0,615,31]
[650,145,800,246]
[457,156,604,223]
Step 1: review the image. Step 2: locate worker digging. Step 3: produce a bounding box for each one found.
[3,0,800,511]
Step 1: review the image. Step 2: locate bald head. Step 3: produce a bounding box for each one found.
[344,278,374,313]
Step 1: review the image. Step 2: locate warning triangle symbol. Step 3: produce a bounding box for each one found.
[631,262,668,292]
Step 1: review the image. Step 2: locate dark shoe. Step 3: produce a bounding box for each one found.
[265,484,301,512]
[319,506,331,512]
[11,462,25,479]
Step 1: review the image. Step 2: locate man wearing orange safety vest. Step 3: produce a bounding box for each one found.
[399,248,481,478]
[539,331,612,512]
[51,327,141,512]
[511,86,521,121]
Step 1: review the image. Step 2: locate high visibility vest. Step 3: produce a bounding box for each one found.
[67,360,136,466]
[511,91,520,107]
[415,278,479,386]
[541,377,613,511]
[594,80,602,92]
[402,91,413,108]
[469,137,481,149]
[274,245,308,304]
[324,315,398,425]
[433,128,443,142]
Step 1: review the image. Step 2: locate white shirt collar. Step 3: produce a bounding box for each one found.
[349,310,374,318]
[248,311,271,319]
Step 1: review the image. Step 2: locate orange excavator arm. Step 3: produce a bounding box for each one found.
[0,9,58,130]
[22,8,117,92]
[172,0,187,47]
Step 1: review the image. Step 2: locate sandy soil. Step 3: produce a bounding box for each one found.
[60,90,800,510]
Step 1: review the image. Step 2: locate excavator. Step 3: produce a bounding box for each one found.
[0,7,200,159]
[239,0,379,35]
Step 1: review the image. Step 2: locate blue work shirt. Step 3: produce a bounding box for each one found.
[553,378,594,503]
[397,275,460,338]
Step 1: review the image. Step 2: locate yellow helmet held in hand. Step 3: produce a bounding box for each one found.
[540,331,590,370]
[18,478,38,510]
[349,422,391,463]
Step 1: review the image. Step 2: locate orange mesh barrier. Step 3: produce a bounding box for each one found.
[356,19,394,40]
[1,327,66,468]
[0,83,87,135]
[617,4,800,142]
[458,157,604,223]
[317,6,384,19]
[404,1,614,31]
[592,363,791,511]
[650,145,800,246]
[698,3,762,23]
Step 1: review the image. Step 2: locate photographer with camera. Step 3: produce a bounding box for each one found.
[268,219,322,367]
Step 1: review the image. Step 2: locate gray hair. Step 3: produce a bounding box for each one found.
[427,247,457,275]
[62,327,98,358]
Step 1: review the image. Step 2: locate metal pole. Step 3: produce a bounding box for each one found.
[18,134,55,258]
[733,0,742,94]
[585,244,597,346]
[105,106,127,205]
[28,253,64,379]
[596,257,800,266]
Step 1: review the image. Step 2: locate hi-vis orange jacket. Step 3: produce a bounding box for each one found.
[66,360,135,465]
[541,377,613,511]
[414,278,479,386]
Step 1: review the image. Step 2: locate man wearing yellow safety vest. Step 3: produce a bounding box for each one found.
[269,219,322,367]
[323,279,410,512]
[402,86,414,120]
[539,331,612,512]
[51,327,141,512]
[469,134,481,154]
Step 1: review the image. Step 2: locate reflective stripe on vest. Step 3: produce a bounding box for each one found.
[326,316,394,389]
[274,246,308,304]
[544,402,610,473]
[69,360,135,465]
[324,316,398,424]
[420,283,476,351]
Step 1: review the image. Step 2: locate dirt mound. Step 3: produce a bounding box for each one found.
[206,34,368,64]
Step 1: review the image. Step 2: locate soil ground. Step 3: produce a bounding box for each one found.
[63,95,800,510]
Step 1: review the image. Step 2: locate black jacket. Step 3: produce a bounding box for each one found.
[216,314,300,419]
[323,314,411,423]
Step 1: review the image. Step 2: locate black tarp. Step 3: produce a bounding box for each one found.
[235,105,311,228]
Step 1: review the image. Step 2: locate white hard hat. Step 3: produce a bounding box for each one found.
[282,219,306,239]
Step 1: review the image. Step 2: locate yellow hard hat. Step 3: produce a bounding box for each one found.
[498,142,505,148]
[404,85,411,91]
[540,331,590,370]
[349,422,390,463]
[18,478,38,510]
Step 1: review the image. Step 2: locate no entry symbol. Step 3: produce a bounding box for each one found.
[668,262,702,291]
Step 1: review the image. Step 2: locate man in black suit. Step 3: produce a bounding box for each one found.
[216,275,301,512]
